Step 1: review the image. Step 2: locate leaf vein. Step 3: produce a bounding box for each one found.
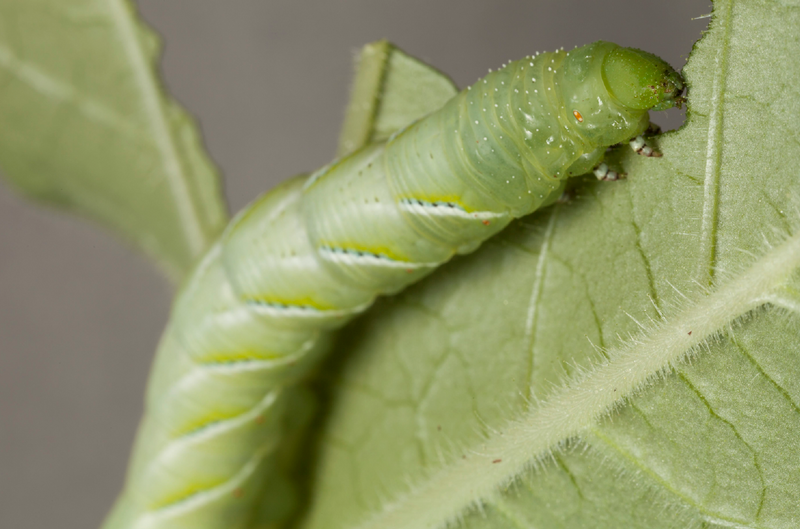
[106,0,210,258]
[732,334,800,417]
[524,207,558,392]
[0,43,144,141]
[677,372,766,519]
[698,0,734,285]
[589,427,754,527]
[350,229,800,529]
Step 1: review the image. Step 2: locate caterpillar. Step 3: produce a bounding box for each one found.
[103,40,684,529]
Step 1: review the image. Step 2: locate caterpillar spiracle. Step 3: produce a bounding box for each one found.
[103,41,684,529]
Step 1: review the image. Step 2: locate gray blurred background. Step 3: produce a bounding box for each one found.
[0,1,711,527]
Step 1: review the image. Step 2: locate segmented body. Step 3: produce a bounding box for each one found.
[104,41,680,528]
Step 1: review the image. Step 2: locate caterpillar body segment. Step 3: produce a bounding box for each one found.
[104,41,684,528]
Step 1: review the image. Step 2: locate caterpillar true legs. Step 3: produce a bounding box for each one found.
[593,135,661,181]
[103,40,684,529]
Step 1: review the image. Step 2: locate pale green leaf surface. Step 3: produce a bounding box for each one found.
[0,0,228,281]
[295,0,800,528]
[336,40,458,157]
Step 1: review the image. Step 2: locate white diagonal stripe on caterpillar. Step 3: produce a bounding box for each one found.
[103,41,684,528]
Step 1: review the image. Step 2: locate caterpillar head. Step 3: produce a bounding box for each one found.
[601,47,685,111]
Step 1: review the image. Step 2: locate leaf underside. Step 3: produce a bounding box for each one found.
[293,1,800,528]
[0,0,228,281]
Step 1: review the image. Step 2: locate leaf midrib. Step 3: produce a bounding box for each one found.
[106,0,209,258]
[350,6,754,525]
[351,229,800,529]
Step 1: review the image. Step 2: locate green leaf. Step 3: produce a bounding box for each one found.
[0,0,228,281]
[336,40,458,157]
[296,0,800,528]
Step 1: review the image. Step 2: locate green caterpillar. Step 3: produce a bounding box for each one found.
[103,40,684,529]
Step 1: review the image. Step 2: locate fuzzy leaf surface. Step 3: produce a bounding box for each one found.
[295,0,800,527]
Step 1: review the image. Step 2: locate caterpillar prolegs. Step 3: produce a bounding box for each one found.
[103,40,684,528]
